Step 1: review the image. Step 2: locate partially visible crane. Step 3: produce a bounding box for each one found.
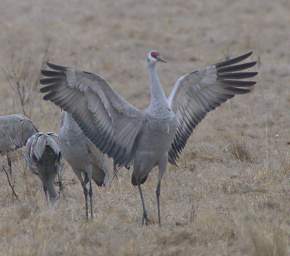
[59,111,110,219]
[24,132,62,204]
[0,114,38,174]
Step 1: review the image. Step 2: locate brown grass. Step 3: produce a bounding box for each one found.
[0,0,290,255]
[228,141,253,163]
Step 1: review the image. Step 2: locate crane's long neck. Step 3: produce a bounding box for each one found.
[62,111,80,131]
[148,63,168,110]
[43,176,58,204]
[47,178,58,202]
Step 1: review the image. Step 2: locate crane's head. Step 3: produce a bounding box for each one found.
[147,50,166,65]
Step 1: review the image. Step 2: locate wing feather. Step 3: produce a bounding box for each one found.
[40,63,144,167]
[168,52,257,165]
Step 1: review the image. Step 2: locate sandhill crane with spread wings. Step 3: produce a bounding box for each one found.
[40,51,257,225]
[59,111,110,219]
[24,132,62,204]
[0,114,38,174]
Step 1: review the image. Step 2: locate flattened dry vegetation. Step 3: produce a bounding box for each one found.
[0,0,290,255]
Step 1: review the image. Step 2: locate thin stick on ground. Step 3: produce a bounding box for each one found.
[2,166,19,200]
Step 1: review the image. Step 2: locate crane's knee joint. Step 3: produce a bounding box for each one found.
[156,184,161,197]
[156,189,160,197]
[83,186,88,197]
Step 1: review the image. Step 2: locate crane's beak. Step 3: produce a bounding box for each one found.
[156,56,167,63]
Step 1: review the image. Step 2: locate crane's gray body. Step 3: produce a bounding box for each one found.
[0,114,38,154]
[132,110,177,185]
[25,132,62,203]
[59,112,109,186]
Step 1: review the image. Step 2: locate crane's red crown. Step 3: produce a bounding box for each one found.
[150,51,160,59]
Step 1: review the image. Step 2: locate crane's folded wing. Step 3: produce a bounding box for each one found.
[0,114,38,153]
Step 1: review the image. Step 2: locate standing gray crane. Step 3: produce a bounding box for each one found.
[59,111,110,219]
[40,50,257,225]
[0,114,38,174]
[24,132,62,204]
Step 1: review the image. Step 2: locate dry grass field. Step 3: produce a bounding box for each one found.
[0,0,290,255]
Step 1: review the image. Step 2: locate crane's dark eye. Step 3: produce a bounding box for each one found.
[150,51,159,59]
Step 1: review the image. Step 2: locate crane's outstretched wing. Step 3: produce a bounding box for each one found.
[168,52,257,165]
[40,63,144,167]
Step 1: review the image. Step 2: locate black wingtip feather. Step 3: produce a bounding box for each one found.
[41,70,63,77]
[40,78,61,85]
[216,51,253,68]
[46,62,67,71]
[221,80,256,87]
[218,61,257,73]
[227,87,252,94]
[40,84,59,93]
[43,91,58,101]
[218,72,258,79]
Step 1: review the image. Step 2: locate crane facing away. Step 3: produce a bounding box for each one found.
[24,132,62,204]
[59,111,110,219]
[40,51,257,225]
[0,114,38,174]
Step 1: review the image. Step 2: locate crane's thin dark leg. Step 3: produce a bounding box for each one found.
[89,179,93,219]
[85,166,94,219]
[112,163,119,181]
[6,154,12,176]
[57,169,63,197]
[156,156,167,227]
[156,180,161,226]
[82,174,89,220]
[83,185,89,220]
[138,184,149,225]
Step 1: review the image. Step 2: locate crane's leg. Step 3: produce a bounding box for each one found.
[75,171,89,220]
[112,162,119,181]
[89,179,93,219]
[83,173,89,220]
[156,181,161,226]
[57,164,63,198]
[57,170,63,197]
[138,184,149,225]
[86,165,93,219]
[156,155,167,227]
[84,187,89,220]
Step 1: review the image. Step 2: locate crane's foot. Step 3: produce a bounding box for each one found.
[142,212,149,226]
[141,211,156,226]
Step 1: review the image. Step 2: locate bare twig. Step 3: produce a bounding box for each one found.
[1,44,50,118]
[6,154,12,176]
[2,166,19,200]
